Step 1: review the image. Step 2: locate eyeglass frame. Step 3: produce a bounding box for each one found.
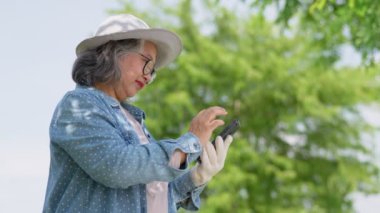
[124,52,157,84]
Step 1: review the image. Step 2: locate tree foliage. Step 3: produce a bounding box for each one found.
[252,0,380,64]
[112,0,380,212]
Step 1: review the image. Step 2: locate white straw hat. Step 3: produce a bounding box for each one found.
[75,14,182,69]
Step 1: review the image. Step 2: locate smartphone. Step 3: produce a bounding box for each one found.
[197,119,240,163]
[211,119,240,146]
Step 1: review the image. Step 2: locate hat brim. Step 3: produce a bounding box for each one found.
[75,28,182,69]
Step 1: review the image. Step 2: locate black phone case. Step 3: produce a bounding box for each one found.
[197,119,240,163]
[211,119,240,145]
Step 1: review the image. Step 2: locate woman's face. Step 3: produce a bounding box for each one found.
[114,41,157,100]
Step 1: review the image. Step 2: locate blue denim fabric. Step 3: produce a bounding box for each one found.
[43,86,205,213]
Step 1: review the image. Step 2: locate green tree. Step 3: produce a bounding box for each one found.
[112,0,380,212]
[252,0,380,64]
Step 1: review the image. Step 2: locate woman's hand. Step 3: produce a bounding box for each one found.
[191,135,234,186]
[189,106,227,146]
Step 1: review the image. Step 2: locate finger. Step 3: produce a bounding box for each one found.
[214,136,225,161]
[224,135,234,151]
[197,109,206,115]
[209,119,225,130]
[200,148,211,167]
[205,106,227,120]
[200,106,226,120]
[218,135,233,162]
[208,106,227,113]
[205,142,217,165]
[193,109,206,122]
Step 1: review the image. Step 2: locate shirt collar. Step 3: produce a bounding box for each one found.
[75,85,146,122]
[120,101,146,122]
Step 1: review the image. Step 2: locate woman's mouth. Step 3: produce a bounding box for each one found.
[135,80,145,89]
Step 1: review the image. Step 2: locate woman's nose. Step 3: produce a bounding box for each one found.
[143,74,152,84]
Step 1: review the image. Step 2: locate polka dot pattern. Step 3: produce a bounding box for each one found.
[43,86,206,212]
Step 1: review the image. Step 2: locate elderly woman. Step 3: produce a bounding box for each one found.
[43,14,233,213]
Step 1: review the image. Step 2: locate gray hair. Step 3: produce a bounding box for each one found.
[72,39,143,86]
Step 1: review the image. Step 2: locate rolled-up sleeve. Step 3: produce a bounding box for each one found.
[50,92,202,189]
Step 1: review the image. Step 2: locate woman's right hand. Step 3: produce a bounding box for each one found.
[189,106,227,146]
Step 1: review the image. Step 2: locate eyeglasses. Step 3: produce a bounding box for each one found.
[137,53,156,76]
[127,52,156,83]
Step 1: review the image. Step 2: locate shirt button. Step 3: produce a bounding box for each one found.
[194,143,199,149]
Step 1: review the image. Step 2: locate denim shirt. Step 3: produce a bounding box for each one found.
[43,86,205,213]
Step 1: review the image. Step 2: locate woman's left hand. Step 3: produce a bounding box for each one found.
[189,106,227,147]
[191,135,233,186]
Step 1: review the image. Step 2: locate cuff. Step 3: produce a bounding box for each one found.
[175,171,206,211]
[165,132,202,169]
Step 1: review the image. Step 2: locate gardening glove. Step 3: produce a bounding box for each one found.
[191,135,233,186]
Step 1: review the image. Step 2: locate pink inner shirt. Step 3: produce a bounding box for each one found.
[122,108,182,213]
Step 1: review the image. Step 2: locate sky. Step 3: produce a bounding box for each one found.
[0,0,379,212]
